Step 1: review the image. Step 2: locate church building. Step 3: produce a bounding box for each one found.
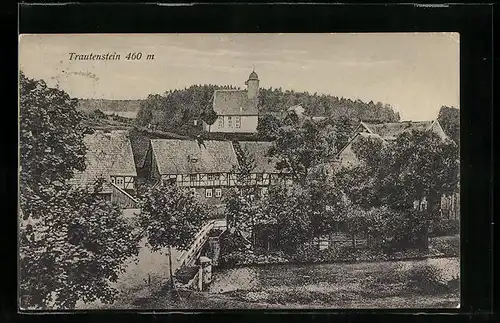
[203,71,260,133]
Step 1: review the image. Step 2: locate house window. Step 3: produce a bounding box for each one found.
[227,116,233,128]
[206,188,213,198]
[190,174,198,182]
[207,174,217,181]
[111,177,116,184]
[235,116,241,128]
[420,197,428,211]
[255,173,263,181]
[215,188,222,198]
[116,177,124,185]
[218,117,224,128]
[190,188,196,197]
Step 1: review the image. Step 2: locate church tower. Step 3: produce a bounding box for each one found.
[245,70,259,100]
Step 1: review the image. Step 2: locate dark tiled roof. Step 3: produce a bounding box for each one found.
[362,121,434,140]
[212,90,258,116]
[150,139,239,175]
[69,130,137,192]
[238,141,279,173]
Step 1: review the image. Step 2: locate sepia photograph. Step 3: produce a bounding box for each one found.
[18,33,460,310]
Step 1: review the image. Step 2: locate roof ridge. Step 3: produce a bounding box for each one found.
[214,89,245,92]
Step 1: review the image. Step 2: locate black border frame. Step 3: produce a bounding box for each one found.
[3,2,495,322]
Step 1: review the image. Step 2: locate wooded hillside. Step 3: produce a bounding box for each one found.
[77,99,143,116]
[135,85,401,132]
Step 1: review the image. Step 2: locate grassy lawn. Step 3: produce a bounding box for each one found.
[113,256,459,310]
[77,235,460,310]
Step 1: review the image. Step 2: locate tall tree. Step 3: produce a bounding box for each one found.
[19,180,141,309]
[137,184,207,290]
[138,184,207,252]
[437,105,460,144]
[256,114,283,140]
[20,72,91,187]
[306,163,347,237]
[268,120,336,184]
[19,72,141,309]
[225,147,260,244]
[261,183,312,253]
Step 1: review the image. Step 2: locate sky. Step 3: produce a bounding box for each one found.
[19,33,459,121]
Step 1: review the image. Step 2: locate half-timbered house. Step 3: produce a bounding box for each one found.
[235,141,293,196]
[68,130,139,211]
[144,139,240,207]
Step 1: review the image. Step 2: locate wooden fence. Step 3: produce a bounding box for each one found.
[308,232,369,250]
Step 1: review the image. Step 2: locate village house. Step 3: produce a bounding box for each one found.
[204,71,260,133]
[234,141,293,197]
[143,138,240,209]
[334,120,449,168]
[284,105,327,125]
[333,120,458,218]
[68,130,139,212]
[142,138,295,209]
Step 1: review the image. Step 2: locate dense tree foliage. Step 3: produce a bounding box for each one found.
[256,114,283,140]
[260,183,313,253]
[135,85,238,131]
[137,184,207,251]
[135,84,400,134]
[19,72,140,309]
[258,88,400,122]
[223,115,458,254]
[305,164,347,236]
[19,180,141,309]
[437,105,460,145]
[268,120,337,184]
[20,72,91,187]
[338,129,459,249]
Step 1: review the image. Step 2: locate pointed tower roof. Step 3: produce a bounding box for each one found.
[248,70,259,80]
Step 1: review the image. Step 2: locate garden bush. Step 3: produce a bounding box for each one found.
[404,263,450,295]
[429,235,460,257]
[430,219,460,237]
[447,276,460,293]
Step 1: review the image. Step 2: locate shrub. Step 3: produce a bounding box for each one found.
[429,235,460,257]
[447,275,460,293]
[404,263,449,295]
[430,219,460,237]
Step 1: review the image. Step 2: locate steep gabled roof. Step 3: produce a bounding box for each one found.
[238,141,280,173]
[69,130,137,192]
[150,139,239,175]
[335,132,385,158]
[212,90,258,116]
[335,120,448,162]
[361,121,434,140]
